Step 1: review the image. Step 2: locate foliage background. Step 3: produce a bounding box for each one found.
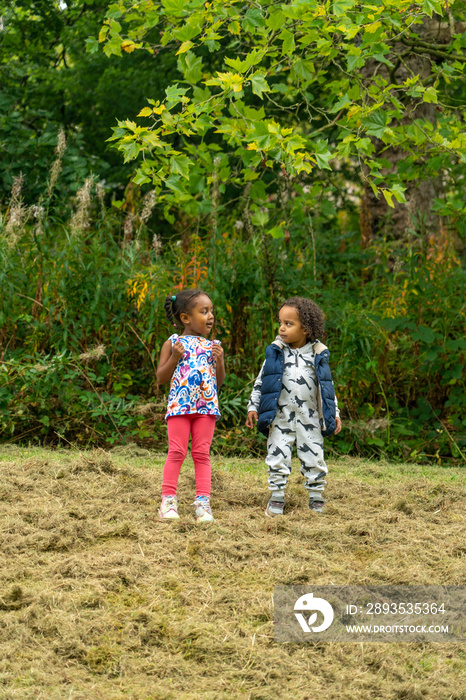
[0,0,465,464]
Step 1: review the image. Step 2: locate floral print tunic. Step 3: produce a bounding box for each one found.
[165,334,221,419]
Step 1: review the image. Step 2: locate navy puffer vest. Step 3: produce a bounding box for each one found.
[256,344,284,436]
[256,342,337,437]
[314,347,337,437]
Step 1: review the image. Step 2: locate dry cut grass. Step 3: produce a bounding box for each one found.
[0,445,464,700]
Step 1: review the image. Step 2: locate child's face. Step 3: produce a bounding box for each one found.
[278,305,308,348]
[181,294,215,337]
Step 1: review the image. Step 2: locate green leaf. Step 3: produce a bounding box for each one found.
[170,154,191,178]
[382,189,394,208]
[173,21,201,42]
[280,29,295,55]
[103,35,122,57]
[242,8,266,32]
[228,20,241,35]
[266,9,286,31]
[165,174,186,193]
[107,4,124,20]
[372,53,394,68]
[133,170,151,186]
[299,30,319,45]
[362,110,389,138]
[293,59,314,81]
[162,0,188,17]
[178,51,203,84]
[355,137,374,154]
[314,140,333,170]
[422,0,443,18]
[347,48,364,72]
[366,436,385,447]
[251,73,270,98]
[411,326,442,343]
[243,169,259,181]
[423,86,438,103]
[250,209,269,227]
[224,56,247,73]
[390,184,407,203]
[330,93,351,113]
[177,40,194,55]
[268,225,285,238]
[332,0,357,17]
[243,49,267,70]
[165,84,188,107]
[121,141,140,162]
[424,347,442,362]
[85,37,99,54]
[250,181,267,202]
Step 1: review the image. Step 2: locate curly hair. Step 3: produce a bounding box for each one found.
[280,296,325,342]
[163,289,207,328]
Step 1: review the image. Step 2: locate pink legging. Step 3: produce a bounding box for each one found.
[162,414,216,497]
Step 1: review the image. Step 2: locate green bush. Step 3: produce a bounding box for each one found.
[1,174,464,465]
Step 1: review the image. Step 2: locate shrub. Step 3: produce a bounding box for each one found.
[1,170,464,464]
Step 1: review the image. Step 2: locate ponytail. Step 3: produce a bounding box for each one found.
[163,295,177,326]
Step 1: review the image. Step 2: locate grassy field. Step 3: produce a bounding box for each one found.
[0,445,464,700]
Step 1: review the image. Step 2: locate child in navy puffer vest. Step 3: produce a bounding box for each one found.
[246,297,341,517]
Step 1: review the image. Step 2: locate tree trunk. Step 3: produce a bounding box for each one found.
[362,16,462,241]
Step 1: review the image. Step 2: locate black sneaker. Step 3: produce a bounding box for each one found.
[309,498,325,513]
[265,495,285,517]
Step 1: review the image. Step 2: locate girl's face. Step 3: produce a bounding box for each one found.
[180,294,215,337]
[278,305,308,348]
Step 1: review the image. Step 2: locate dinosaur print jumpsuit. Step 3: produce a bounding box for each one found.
[248,338,340,500]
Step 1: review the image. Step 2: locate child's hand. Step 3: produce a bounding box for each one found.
[246,411,258,429]
[171,341,185,360]
[212,344,224,362]
[334,417,342,435]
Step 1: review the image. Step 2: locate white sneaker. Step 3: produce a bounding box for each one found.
[193,495,214,523]
[158,495,180,520]
[265,495,285,517]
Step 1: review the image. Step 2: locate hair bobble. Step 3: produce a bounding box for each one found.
[172,295,176,301]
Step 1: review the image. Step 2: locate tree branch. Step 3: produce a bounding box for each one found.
[400,38,466,63]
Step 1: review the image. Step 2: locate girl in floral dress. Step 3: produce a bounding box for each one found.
[156,289,225,522]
